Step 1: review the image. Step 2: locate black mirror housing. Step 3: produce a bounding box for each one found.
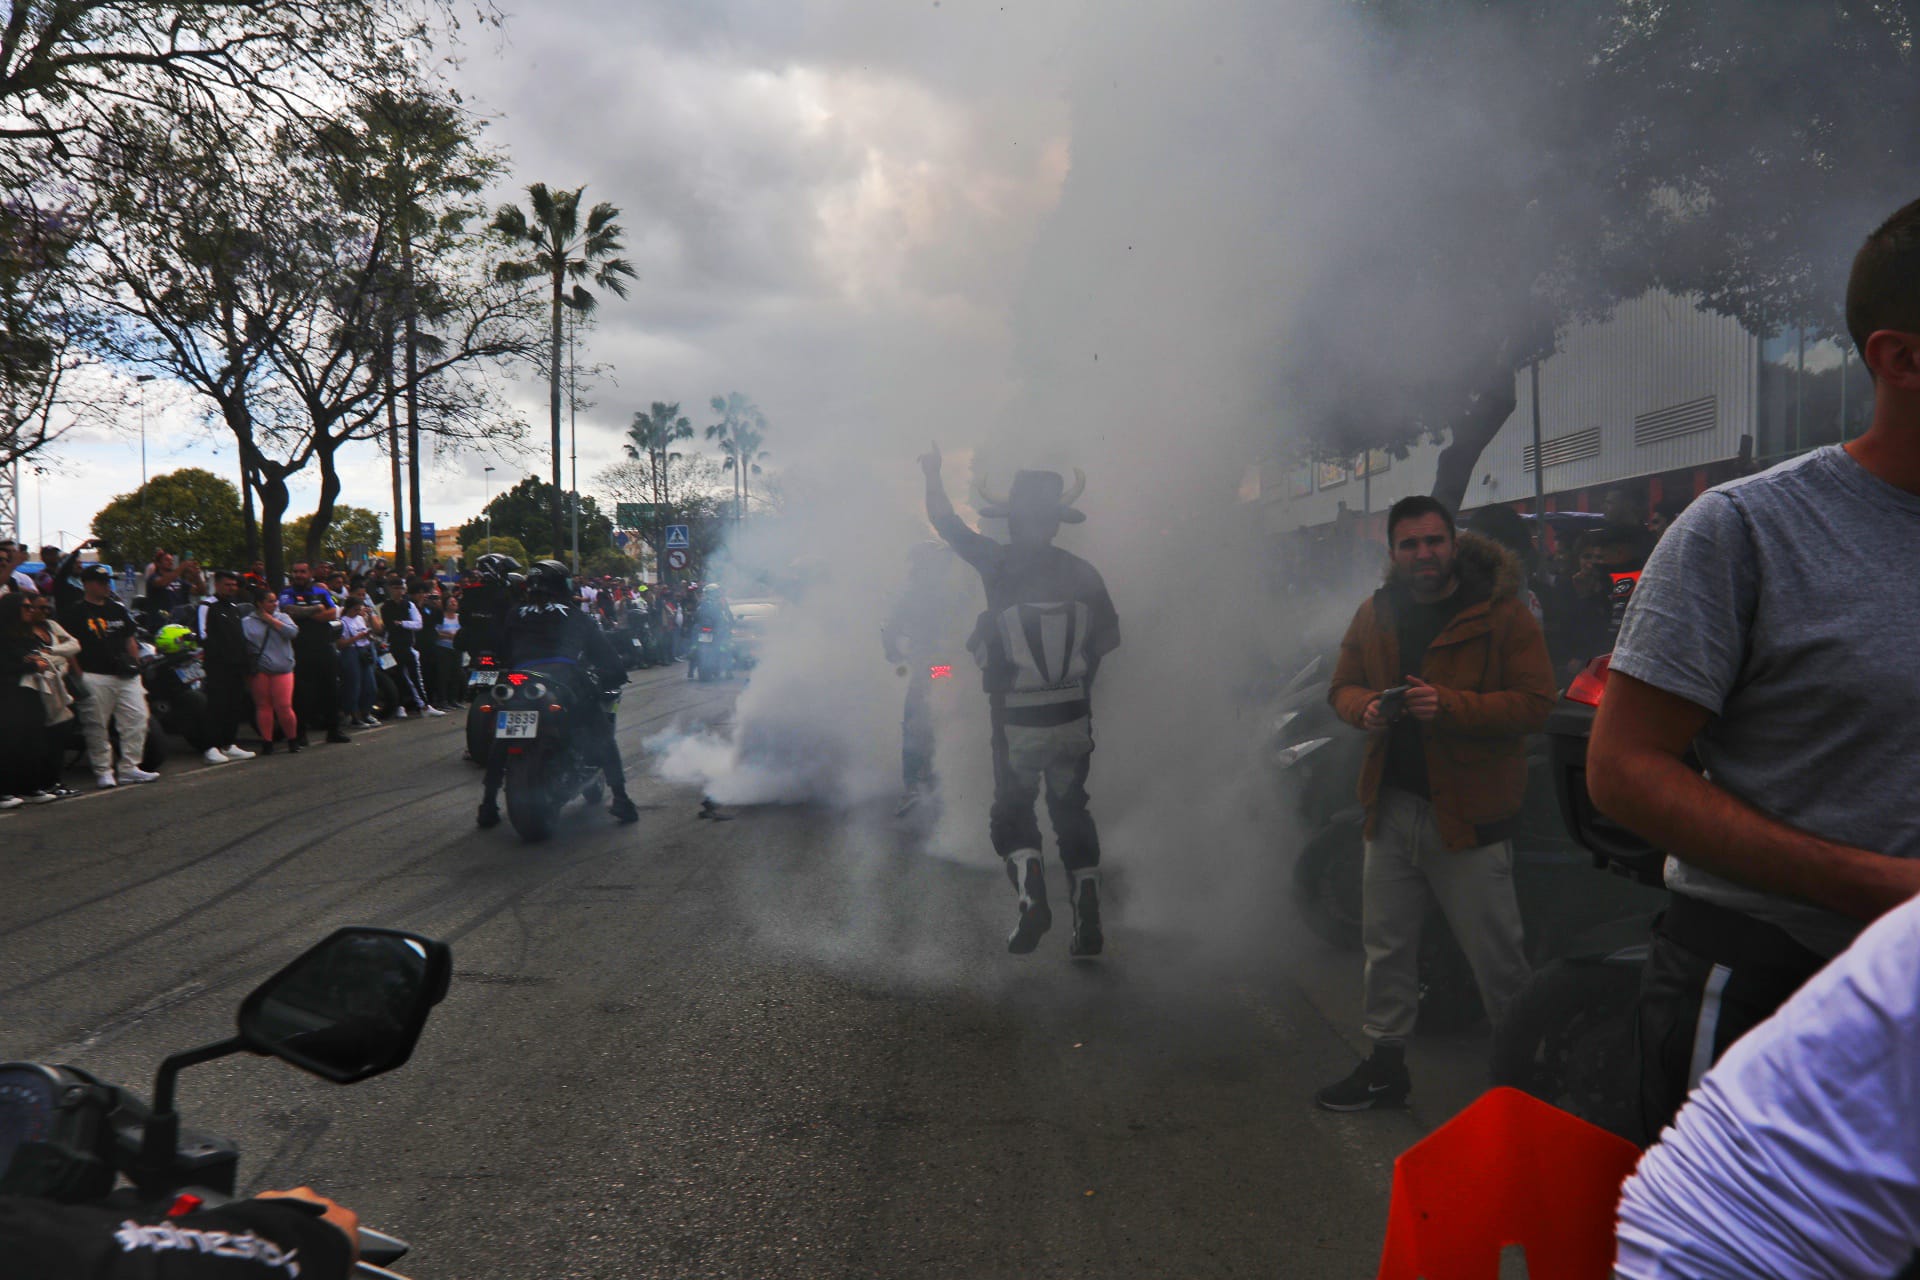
[236,927,452,1084]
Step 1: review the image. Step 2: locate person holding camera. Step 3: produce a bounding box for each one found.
[1315,495,1555,1112]
[242,586,301,752]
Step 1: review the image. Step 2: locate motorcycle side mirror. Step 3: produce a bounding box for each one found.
[236,927,453,1084]
[1281,655,1323,697]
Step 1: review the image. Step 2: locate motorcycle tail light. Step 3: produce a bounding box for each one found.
[1566,654,1613,707]
[507,672,529,686]
[930,665,953,680]
[548,703,563,712]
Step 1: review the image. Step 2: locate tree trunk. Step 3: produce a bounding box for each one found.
[386,358,406,576]
[240,457,259,565]
[548,274,565,559]
[306,442,342,567]
[258,470,291,588]
[1429,377,1520,515]
[404,232,426,576]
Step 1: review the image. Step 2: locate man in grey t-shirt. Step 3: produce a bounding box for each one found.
[1590,196,1920,1143]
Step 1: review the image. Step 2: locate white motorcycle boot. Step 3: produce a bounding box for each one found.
[1004,849,1052,954]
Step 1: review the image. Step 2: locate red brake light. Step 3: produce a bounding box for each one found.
[929,664,953,680]
[507,672,528,687]
[479,655,495,668]
[1566,654,1612,707]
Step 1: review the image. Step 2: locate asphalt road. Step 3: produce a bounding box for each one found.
[0,663,1484,1279]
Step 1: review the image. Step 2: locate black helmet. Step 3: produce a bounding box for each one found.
[475,552,522,583]
[526,559,572,599]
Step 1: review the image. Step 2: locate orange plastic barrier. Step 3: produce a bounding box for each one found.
[1375,1087,1642,1280]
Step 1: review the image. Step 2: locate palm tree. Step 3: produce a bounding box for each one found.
[626,401,693,573]
[491,183,636,556]
[707,392,770,524]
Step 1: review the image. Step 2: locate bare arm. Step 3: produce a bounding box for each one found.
[1588,670,1920,921]
[918,441,998,568]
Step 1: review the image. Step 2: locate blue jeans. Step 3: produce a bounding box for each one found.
[338,647,375,718]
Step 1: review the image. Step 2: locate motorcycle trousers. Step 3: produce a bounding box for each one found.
[988,708,1100,873]
[1633,894,1825,1145]
[902,670,936,792]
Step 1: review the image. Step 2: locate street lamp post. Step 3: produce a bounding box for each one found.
[484,465,495,548]
[136,375,156,515]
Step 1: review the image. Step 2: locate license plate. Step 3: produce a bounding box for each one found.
[496,710,539,739]
[468,671,496,687]
[378,653,398,669]
[179,661,203,682]
[697,633,714,644]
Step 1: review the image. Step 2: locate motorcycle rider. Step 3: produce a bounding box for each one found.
[0,1186,358,1278]
[687,583,734,679]
[881,541,967,817]
[920,443,1121,958]
[477,559,638,828]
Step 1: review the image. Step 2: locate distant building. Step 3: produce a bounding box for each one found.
[1265,289,1869,544]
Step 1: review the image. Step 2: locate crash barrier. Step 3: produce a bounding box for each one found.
[1375,1086,1641,1280]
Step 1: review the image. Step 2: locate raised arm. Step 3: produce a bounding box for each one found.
[919,441,995,567]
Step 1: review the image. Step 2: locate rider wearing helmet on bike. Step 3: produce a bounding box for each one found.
[0,1186,359,1278]
[477,560,637,828]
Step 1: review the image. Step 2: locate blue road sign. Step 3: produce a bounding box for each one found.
[614,531,630,548]
[664,524,690,550]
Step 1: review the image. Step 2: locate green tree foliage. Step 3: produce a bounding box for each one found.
[456,473,612,560]
[491,184,636,554]
[464,535,530,566]
[91,468,245,568]
[581,548,634,579]
[284,505,384,564]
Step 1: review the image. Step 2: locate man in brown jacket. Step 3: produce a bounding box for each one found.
[1313,495,1555,1111]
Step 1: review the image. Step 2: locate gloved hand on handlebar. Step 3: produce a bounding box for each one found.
[0,1186,359,1278]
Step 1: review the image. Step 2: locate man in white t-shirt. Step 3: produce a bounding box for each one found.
[1615,889,1920,1279]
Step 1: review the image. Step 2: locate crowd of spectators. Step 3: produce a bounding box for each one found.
[0,533,720,807]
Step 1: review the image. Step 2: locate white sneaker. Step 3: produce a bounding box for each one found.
[0,795,22,810]
[222,745,256,761]
[117,766,160,784]
[203,747,229,765]
[21,791,56,805]
[395,706,409,719]
[95,773,117,790]
[423,705,447,718]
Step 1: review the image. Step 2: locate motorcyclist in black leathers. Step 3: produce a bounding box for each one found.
[477,560,638,828]
[459,552,520,666]
[0,1186,358,1278]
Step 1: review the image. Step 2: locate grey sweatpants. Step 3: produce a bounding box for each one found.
[1362,787,1531,1045]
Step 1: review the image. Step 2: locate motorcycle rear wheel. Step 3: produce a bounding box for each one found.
[1490,958,1642,1142]
[505,753,555,843]
[1291,821,1364,950]
[465,701,494,766]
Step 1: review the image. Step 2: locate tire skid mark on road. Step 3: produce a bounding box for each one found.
[38,979,210,1059]
[0,783,460,1000]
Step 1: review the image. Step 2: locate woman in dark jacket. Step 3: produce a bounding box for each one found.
[0,591,78,805]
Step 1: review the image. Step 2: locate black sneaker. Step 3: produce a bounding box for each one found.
[1005,854,1052,954]
[326,729,352,744]
[477,799,501,829]
[1068,875,1103,959]
[1314,1048,1410,1112]
[609,795,639,824]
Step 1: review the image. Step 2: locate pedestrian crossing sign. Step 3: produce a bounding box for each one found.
[664,524,690,550]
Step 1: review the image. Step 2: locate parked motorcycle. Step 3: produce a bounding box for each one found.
[482,665,613,842]
[1276,654,1662,1037]
[0,926,452,1278]
[1490,654,1666,1143]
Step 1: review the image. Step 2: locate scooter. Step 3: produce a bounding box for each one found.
[0,926,452,1278]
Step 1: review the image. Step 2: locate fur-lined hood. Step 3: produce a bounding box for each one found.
[1379,530,1526,608]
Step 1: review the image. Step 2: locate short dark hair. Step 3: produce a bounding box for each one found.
[213,569,239,583]
[1847,197,1920,359]
[1386,495,1455,544]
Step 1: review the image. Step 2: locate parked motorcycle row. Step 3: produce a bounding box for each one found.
[1276,651,1665,1139]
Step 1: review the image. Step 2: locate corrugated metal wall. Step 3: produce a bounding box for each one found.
[1469,290,1757,509]
[1265,290,1758,532]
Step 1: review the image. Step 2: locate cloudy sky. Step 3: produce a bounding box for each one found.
[26,0,1100,557]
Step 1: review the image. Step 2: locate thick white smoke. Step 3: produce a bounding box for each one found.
[641,0,1473,962]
